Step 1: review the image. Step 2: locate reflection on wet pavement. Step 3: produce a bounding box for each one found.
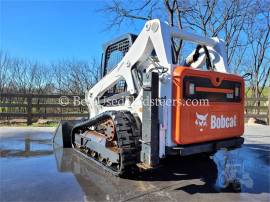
[0,128,270,201]
[1,138,52,157]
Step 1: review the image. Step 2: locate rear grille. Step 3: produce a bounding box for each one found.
[183,76,241,102]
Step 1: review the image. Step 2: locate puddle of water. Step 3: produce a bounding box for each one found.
[0,133,52,158]
[209,143,270,194]
[0,131,84,201]
[1,156,84,201]
[52,147,183,201]
[1,130,270,201]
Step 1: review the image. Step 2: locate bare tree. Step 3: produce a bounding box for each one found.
[0,50,102,95]
[8,58,38,94]
[246,5,270,99]
[100,0,269,97]
[101,0,186,62]
[0,53,55,94]
[0,51,11,93]
[100,0,160,29]
[180,1,253,71]
[52,58,100,94]
[101,0,250,62]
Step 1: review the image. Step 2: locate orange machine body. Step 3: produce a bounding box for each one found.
[172,66,244,145]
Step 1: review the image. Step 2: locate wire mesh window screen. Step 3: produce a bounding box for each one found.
[104,38,131,95]
[104,39,130,74]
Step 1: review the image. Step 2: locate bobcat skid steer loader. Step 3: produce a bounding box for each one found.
[53,19,244,177]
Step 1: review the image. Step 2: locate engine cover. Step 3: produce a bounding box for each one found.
[172,66,244,145]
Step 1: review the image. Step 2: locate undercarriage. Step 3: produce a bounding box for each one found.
[71,111,140,176]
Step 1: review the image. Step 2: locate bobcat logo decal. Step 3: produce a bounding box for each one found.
[195,113,208,132]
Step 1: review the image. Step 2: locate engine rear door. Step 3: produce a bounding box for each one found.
[172,67,244,145]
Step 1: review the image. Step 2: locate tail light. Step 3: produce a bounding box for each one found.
[189,83,195,95]
[183,76,242,102]
[235,86,240,97]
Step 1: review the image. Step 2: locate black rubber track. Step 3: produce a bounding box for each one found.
[71,111,140,177]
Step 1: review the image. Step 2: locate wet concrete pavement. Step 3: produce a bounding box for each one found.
[0,126,270,202]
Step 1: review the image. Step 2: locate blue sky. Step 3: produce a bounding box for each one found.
[0,0,144,63]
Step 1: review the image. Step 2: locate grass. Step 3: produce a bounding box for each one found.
[0,122,59,127]
[245,86,269,97]
[32,122,59,127]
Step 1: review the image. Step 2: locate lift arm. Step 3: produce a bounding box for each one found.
[85,19,228,118]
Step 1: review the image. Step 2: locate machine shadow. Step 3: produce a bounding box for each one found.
[129,154,220,193]
[131,154,217,181]
[130,143,270,194]
[121,143,270,194]
[54,144,270,196]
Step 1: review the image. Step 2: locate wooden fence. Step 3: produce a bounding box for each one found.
[245,96,269,124]
[0,93,88,125]
[0,93,269,125]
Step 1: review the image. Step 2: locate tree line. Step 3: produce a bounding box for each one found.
[0,51,100,95]
[0,0,269,98]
